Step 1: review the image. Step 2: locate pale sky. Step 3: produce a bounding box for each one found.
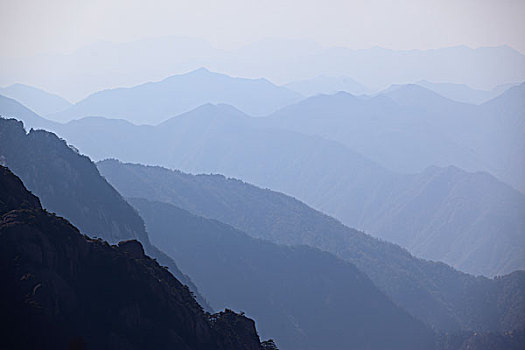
[1,0,524,57]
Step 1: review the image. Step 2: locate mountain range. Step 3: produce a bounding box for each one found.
[130,196,435,350]
[284,77,519,105]
[10,96,521,277]
[0,117,439,349]
[284,75,369,96]
[47,68,302,124]
[415,80,518,104]
[1,95,524,349]
[0,83,71,116]
[0,118,210,309]
[1,38,524,100]
[267,83,525,193]
[98,159,525,335]
[2,119,523,349]
[0,165,266,350]
[3,68,522,194]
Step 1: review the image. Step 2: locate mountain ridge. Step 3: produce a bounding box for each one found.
[0,117,211,310]
[129,196,436,350]
[0,83,71,116]
[97,159,525,333]
[0,165,265,350]
[47,68,303,124]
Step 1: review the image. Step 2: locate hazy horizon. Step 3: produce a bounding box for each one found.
[1,39,524,102]
[2,0,525,57]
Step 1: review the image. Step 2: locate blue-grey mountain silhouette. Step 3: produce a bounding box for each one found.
[47,68,302,124]
[0,83,71,115]
[98,159,525,335]
[22,100,523,277]
[0,165,266,350]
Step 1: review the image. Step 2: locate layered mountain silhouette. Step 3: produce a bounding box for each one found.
[0,165,265,350]
[268,83,525,193]
[0,83,71,116]
[415,80,517,104]
[267,86,478,174]
[0,94,57,130]
[0,78,525,349]
[0,118,209,309]
[129,197,435,350]
[283,75,509,103]
[2,76,523,192]
[47,68,302,124]
[2,39,524,100]
[19,100,523,277]
[98,159,525,334]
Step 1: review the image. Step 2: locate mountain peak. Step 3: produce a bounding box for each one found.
[0,84,72,116]
[380,83,467,107]
[186,67,213,75]
[159,103,249,127]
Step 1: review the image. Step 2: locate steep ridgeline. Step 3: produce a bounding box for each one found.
[129,197,435,350]
[0,118,209,309]
[414,80,513,104]
[97,160,525,334]
[47,68,302,124]
[0,83,72,116]
[0,166,265,350]
[266,83,525,193]
[0,94,57,130]
[13,100,522,277]
[2,96,523,276]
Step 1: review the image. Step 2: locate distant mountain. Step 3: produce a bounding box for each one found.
[130,197,435,350]
[0,36,221,101]
[40,100,525,277]
[379,84,475,111]
[0,118,209,309]
[48,68,303,124]
[219,44,525,90]
[0,83,71,116]
[2,98,523,276]
[284,75,368,96]
[0,94,57,130]
[0,165,265,350]
[2,38,524,99]
[357,166,525,275]
[267,84,525,193]
[267,89,483,175]
[476,83,525,194]
[415,80,517,104]
[98,160,525,333]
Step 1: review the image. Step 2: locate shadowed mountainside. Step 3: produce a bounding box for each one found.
[1,95,523,276]
[0,165,265,350]
[129,196,436,350]
[98,159,525,334]
[0,118,210,309]
[25,99,524,277]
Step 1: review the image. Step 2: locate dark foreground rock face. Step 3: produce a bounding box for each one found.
[0,117,210,310]
[0,166,264,350]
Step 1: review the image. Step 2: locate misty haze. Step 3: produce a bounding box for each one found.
[1,1,524,349]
